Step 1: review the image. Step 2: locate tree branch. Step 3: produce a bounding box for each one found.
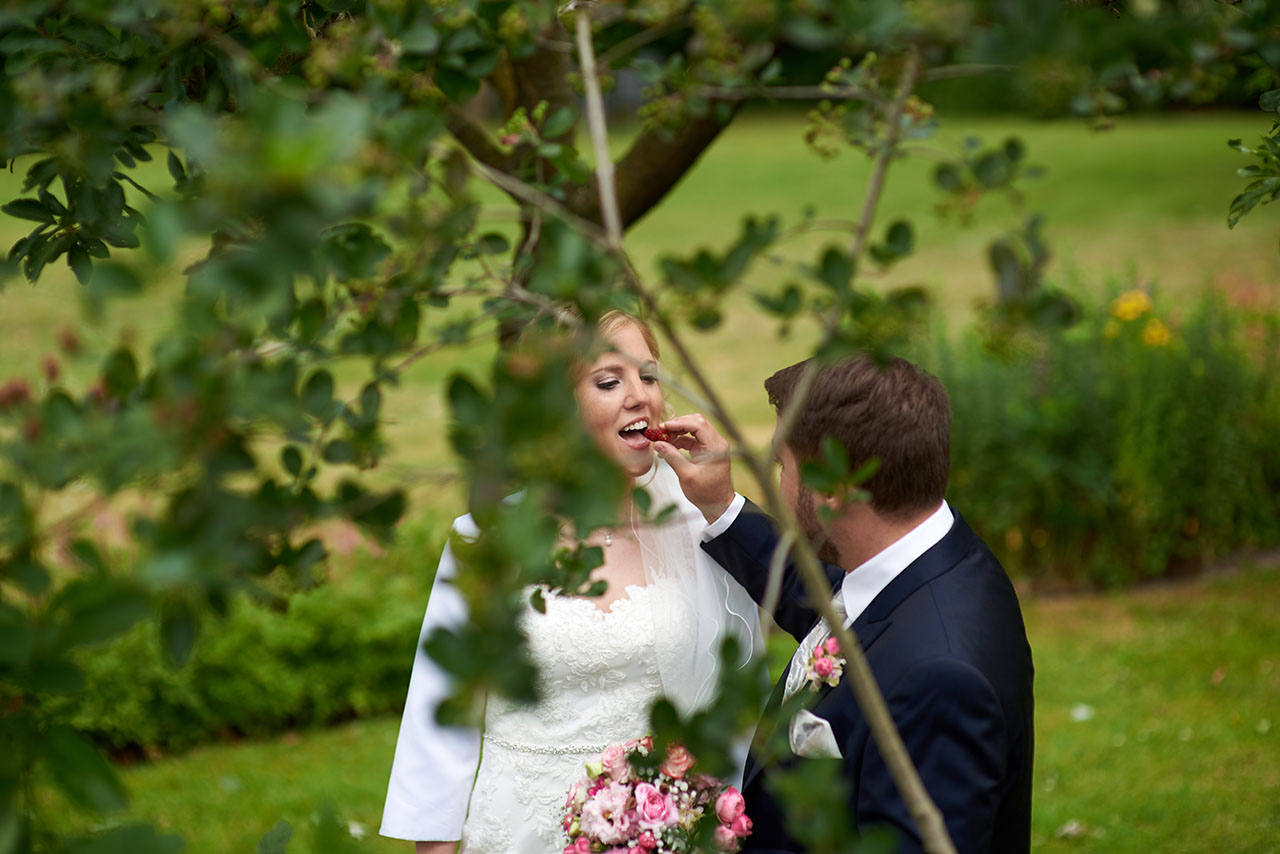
[441,100,515,174]
[569,105,738,229]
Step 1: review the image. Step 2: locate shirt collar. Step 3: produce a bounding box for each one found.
[839,500,954,626]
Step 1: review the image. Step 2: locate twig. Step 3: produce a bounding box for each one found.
[694,84,882,105]
[597,15,689,68]
[918,63,1016,82]
[574,9,623,248]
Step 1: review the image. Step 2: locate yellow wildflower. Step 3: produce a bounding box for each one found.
[1142,318,1173,348]
[1110,290,1153,321]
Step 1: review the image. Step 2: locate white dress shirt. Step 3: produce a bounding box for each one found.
[702,495,955,627]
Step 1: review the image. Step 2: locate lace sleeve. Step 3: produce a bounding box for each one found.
[379,516,481,842]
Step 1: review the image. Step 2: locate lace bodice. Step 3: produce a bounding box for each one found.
[460,582,694,854]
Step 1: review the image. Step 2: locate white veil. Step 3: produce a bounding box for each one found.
[634,458,763,717]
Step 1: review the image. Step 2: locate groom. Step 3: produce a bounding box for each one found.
[654,355,1034,854]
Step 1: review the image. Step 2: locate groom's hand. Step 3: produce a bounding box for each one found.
[651,414,736,524]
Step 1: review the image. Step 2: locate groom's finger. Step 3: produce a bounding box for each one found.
[660,414,725,452]
[651,440,694,475]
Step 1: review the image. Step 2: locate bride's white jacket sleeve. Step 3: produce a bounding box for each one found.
[380,515,481,842]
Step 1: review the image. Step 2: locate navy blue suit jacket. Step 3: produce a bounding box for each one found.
[702,501,1034,854]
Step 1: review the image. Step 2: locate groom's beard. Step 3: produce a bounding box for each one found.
[798,487,841,566]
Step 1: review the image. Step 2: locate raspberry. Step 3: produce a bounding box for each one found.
[643,426,672,443]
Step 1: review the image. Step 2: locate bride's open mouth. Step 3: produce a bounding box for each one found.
[618,418,652,450]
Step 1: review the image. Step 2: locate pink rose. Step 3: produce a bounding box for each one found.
[715,787,746,825]
[637,735,653,753]
[713,824,739,851]
[731,814,753,838]
[574,838,591,854]
[634,782,677,831]
[637,830,658,850]
[813,656,834,678]
[601,743,630,781]
[658,743,696,779]
[629,848,645,854]
[824,637,840,655]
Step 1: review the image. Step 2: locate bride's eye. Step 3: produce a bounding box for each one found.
[596,379,619,391]
[641,373,659,385]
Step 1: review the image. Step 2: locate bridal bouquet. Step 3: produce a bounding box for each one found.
[561,737,753,854]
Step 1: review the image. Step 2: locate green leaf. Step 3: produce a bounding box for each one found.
[974,151,1012,189]
[166,151,186,184]
[322,439,354,463]
[302,370,336,419]
[1260,89,1280,112]
[55,578,150,649]
[160,599,198,667]
[816,247,853,295]
[102,348,139,398]
[934,163,964,193]
[476,232,510,255]
[1,199,54,224]
[542,106,576,139]
[282,445,305,477]
[68,242,92,284]
[1003,137,1025,164]
[399,23,441,55]
[40,725,127,812]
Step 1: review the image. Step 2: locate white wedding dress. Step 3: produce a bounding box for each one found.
[380,461,760,854]
[460,582,694,853]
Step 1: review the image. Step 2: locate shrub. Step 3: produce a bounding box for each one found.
[922,285,1280,587]
[61,518,445,753]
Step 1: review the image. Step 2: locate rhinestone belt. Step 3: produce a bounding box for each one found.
[482,733,608,756]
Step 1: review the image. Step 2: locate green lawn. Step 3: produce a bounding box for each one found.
[45,563,1280,853]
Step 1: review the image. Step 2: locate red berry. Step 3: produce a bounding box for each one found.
[643,426,672,443]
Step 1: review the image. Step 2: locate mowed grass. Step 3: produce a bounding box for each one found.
[46,563,1280,853]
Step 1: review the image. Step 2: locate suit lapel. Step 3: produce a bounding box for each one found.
[742,514,983,789]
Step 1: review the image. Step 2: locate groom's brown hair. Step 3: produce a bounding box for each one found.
[765,355,950,521]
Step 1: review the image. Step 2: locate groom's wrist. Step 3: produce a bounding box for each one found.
[700,493,745,535]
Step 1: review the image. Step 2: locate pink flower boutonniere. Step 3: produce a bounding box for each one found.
[803,637,845,691]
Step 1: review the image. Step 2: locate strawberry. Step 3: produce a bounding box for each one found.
[643,426,672,443]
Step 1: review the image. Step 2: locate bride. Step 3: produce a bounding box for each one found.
[379,310,762,854]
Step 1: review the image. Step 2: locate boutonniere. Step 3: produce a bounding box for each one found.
[803,637,845,691]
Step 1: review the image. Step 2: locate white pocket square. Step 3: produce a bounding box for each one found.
[789,709,843,759]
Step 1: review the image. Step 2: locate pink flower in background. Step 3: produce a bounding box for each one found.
[824,637,840,655]
[730,814,753,838]
[572,837,591,854]
[637,830,658,850]
[813,656,834,678]
[715,787,746,824]
[634,782,677,830]
[658,743,696,779]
